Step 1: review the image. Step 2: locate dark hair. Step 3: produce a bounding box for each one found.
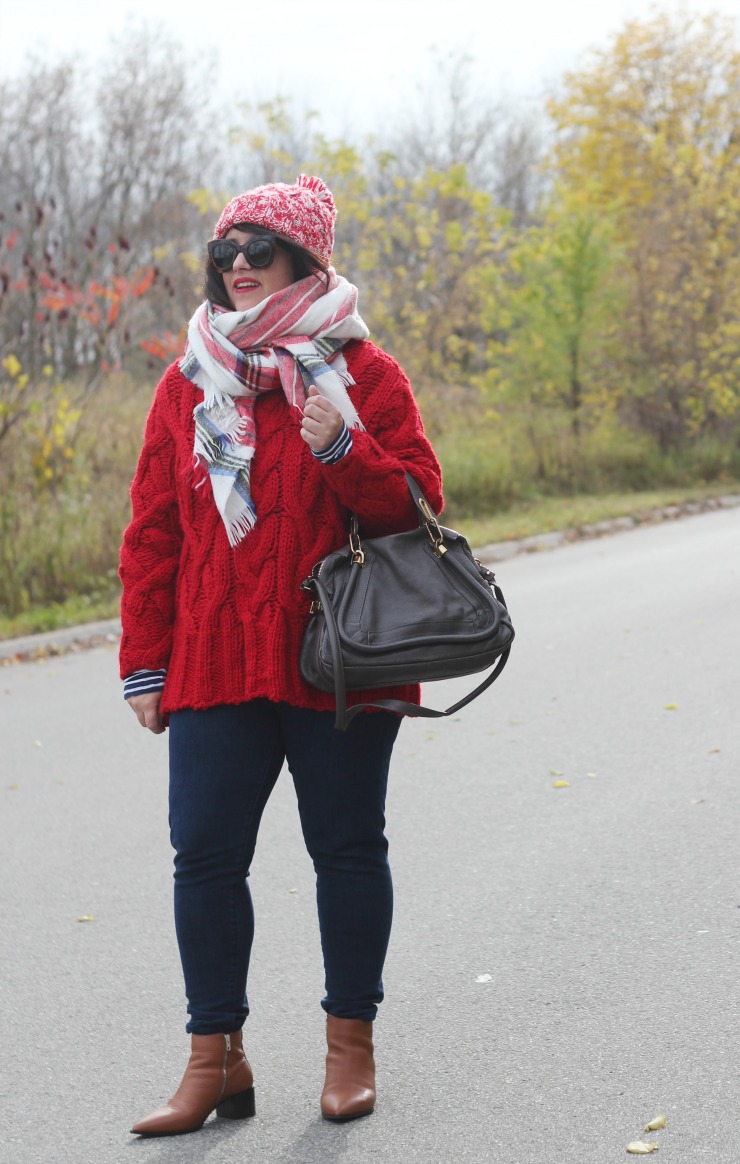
[203,222,328,309]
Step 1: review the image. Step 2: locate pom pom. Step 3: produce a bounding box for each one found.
[297,174,332,202]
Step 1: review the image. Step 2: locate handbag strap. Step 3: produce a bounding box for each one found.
[312,569,513,732]
[336,649,512,731]
[348,472,443,561]
[404,470,434,521]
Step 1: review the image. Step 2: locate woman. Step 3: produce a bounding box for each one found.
[120,174,443,1136]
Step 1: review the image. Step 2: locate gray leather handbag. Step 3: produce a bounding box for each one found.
[299,473,515,730]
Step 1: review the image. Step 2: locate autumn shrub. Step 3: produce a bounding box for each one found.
[435,406,740,521]
[435,429,527,519]
[0,373,151,617]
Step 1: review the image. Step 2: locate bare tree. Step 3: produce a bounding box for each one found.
[387,50,546,224]
[0,26,220,399]
[221,96,323,190]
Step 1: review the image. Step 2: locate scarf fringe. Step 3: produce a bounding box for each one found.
[226,507,257,547]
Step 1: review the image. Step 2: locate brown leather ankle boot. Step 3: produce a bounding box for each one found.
[320,1015,376,1121]
[131,1030,255,1137]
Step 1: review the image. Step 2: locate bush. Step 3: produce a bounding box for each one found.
[431,403,740,521]
[0,373,152,617]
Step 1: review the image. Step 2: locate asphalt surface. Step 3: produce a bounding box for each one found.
[1,506,739,1164]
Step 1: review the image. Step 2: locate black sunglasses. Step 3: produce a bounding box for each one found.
[207,234,280,272]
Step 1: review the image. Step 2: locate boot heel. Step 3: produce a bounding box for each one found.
[216,1087,256,1120]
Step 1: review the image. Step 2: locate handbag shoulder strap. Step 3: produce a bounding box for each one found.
[337,650,512,731]
[403,471,433,524]
[351,473,437,540]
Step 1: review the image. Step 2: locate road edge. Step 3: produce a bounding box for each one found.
[2,491,739,664]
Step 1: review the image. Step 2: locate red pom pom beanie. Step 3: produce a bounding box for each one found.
[213,174,337,265]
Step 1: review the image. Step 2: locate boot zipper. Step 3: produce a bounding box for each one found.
[217,1033,230,1104]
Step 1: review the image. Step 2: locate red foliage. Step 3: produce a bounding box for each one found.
[130,267,156,298]
[140,328,186,363]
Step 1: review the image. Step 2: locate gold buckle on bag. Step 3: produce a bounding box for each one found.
[349,527,365,566]
[418,496,447,557]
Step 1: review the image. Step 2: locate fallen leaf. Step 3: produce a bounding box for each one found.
[626,1143,659,1155]
[289,888,298,894]
[585,772,598,779]
[9,783,19,790]
[509,718,521,725]
[549,768,564,776]
[76,915,94,923]
[663,703,677,711]
[691,799,705,805]
[708,748,720,754]
[475,974,493,983]
[644,1114,667,1132]
[34,739,43,747]
[552,780,571,789]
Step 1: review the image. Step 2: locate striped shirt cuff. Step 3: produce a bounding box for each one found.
[312,423,353,465]
[123,669,167,700]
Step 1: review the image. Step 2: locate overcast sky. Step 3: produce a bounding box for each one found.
[2,0,739,136]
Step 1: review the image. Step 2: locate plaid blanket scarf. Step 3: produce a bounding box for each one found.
[180,271,369,546]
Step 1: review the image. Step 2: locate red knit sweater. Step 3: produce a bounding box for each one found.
[119,340,444,714]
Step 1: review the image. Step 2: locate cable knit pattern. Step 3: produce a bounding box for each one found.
[119,340,443,715]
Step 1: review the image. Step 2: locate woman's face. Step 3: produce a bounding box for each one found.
[221,227,296,310]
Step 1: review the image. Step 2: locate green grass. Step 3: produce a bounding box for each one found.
[457,482,739,546]
[0,588,121,641]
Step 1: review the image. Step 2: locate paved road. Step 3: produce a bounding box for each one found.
[2,508,739,1164]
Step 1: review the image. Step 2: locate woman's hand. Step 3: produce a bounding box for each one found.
[128,691,166,734]
[301,385,344,452]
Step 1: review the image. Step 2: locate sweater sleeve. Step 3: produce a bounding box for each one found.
[118,372,183,679]
[317,345,443,537]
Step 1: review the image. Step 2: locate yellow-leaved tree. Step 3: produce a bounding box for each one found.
[548,10,740,450]
[483,187,627,485]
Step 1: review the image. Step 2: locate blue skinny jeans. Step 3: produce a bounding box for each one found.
[168,700,401,1034]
